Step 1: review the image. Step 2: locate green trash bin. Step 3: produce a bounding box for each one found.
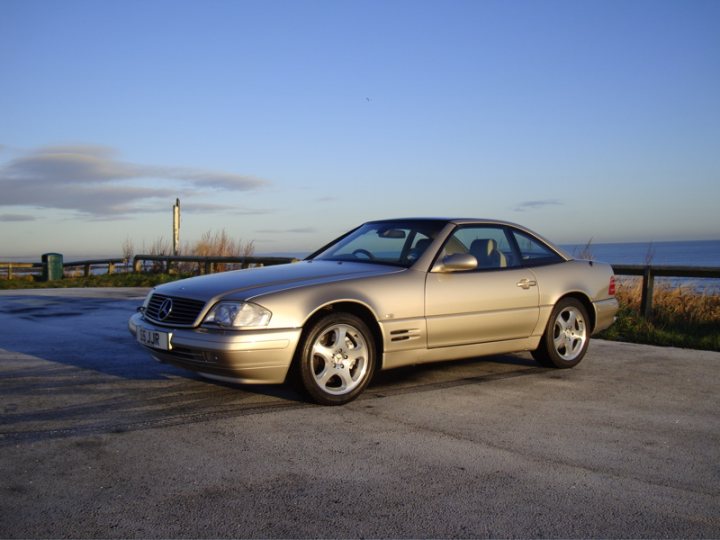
[42,253,64,281]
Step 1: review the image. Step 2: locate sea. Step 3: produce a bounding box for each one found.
[559,239,720,292]
[559,239,720,268]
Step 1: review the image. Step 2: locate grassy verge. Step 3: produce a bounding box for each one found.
[598,279,720,352]
[0,273,187,289]
[2,272,718,352]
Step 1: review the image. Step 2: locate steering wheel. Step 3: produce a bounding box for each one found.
[352,249,375,260]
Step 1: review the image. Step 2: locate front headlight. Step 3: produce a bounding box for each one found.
[204,302,272,328]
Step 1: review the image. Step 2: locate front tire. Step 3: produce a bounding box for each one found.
[297,313,376,405]
[532,298,590,368]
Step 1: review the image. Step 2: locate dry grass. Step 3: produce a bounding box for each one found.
[616,278,720,326]
[122,236,135,261]
[187,230,255,271]
[133,237,173,272]
[575,239,720,350]
[129,229,255,274]
[601,278,720,351]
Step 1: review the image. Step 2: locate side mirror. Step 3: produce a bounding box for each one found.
[432,253,478,272]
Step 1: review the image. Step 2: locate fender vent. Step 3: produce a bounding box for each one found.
[390,329,420,342]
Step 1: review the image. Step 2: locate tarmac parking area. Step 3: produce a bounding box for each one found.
[1,288,719,538]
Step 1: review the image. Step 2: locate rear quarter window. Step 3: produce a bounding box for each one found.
[512,230,564,267]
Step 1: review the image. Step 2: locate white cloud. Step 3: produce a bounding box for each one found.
[0,145,271,218]
[513,199,563,212]
[0,213,37,222]
[169,170,267,191]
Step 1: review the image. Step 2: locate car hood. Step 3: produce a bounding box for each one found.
[151,260,404,303]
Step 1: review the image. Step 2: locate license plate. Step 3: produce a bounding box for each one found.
[136,325,171,351]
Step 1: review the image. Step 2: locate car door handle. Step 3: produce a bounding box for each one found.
[516,278,537,289]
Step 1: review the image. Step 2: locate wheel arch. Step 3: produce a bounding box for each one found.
[299,301,385,370]
[554,292,596,332]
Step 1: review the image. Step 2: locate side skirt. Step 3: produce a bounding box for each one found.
[381,336,542,370]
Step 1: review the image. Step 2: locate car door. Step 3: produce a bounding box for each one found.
[425,225,540,348]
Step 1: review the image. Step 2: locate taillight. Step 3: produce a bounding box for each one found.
[608,275,616,296]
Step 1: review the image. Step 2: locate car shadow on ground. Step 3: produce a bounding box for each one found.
[197,353,542,405]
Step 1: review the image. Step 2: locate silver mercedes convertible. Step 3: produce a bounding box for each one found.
[129,218,618,405]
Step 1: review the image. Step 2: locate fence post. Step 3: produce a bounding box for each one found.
[640,266,655,318]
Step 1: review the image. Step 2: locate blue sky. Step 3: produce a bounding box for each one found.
[1,0,719,258]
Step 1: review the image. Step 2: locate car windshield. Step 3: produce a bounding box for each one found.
[311,220,446,268]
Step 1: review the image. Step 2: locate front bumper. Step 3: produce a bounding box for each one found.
[128,312,302,384]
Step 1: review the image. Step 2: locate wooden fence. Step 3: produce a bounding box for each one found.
[0,262,40,279]
[611,264,720,318]
[0,258,127,279]
[1,255,297,279]
[131,254,298,274]
[67,258,127,277]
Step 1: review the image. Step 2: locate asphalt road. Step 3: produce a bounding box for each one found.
[1,288,719,538]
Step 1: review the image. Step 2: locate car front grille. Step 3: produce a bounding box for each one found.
[145,293,206,327]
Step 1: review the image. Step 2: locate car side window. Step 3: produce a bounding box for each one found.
[511,230,563,266]
[441,226,518,270]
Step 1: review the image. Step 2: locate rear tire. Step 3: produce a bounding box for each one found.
[297,313,376,405]
[532,298,590,369]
